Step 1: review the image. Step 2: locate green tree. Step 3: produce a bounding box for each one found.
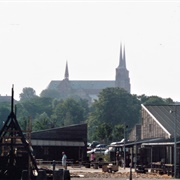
[92,87,140,126]
[17,96,54,120]
[53,98,89,126]
[63,112,74,126]
[19,87,37,101]
[87,87,141,142]
[33,112,52,131]
[87,114,99,142]
[0,102,11,128]
[165,98,174,105]
[16,97,54,131]
[138,95,174,105]
[112,124,124,142]
[40,89,61,99]
[95,122,113,144]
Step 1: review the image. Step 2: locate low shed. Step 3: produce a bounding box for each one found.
[30,123,87,163]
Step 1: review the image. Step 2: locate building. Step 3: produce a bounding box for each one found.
[140,105,180,167]
[141,104,180,139]
[30,123,87,162]
[125,105,180,176]
[0,95,12,103]
[46,44,131,103]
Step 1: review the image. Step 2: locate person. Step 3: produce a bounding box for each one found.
[90,152,95,162]
[62,151,67,169]
[116,151,120,166]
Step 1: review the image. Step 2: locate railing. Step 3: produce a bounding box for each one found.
[36,159,79,167]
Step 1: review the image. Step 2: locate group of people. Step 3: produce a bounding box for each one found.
[61,150,128,170]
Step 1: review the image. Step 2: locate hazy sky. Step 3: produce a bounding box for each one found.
[0,1,180,101]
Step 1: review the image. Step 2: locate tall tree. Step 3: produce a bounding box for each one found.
[53,98,89,126]
[16,96,54,129]
[0,102,11,128]
[95,122,113,144]
[87,87,141,142]
[19,87,37,101]
[112,124,124,142]
[33,112,52,131]
[91,87,140,127]
[138,95,174,105]
[40,89,61,99]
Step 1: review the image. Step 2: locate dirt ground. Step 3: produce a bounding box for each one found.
[39,164,175,179]
[70,169,174,179]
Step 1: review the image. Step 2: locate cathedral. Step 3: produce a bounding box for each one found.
[47,44,131,103]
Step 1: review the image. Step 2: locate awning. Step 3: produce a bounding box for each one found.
[142,141,180,146]
[31,140,85,147]
[142,142,174,146]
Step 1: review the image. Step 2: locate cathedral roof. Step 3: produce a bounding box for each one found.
[47,80,115,90]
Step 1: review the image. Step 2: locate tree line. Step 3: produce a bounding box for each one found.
[0,87,174,144]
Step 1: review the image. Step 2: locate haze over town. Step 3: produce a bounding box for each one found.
[0,1,180,101]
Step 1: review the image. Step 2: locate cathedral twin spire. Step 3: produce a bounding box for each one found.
[115,43,131,93]
[64,44,127,78]
[63,44,130,93]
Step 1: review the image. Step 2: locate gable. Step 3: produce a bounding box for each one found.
[142,105,180,138]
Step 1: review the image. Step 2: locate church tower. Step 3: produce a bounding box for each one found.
[115,44,131,93]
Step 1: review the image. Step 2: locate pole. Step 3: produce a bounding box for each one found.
[151,147,153,169]
[124,124,127,169]
[134,133,137,170]
[53,160,56,171]
[170,105,177,178]
[27,117,32,180]
[174,105,177,178]
[129,166,132,180]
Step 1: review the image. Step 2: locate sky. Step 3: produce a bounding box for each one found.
[0,0,180,101]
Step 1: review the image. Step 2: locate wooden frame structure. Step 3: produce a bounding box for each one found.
[0,86,38,179]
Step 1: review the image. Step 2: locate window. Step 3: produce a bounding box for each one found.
[149,124,152,132]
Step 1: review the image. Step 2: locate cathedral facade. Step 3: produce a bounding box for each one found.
[47,45,131,103]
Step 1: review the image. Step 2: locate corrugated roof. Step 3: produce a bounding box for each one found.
[142,105,180,137]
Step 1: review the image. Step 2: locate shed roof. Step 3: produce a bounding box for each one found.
[142,136,180,146]
[142,105,180,137]
[30,123,87,142]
